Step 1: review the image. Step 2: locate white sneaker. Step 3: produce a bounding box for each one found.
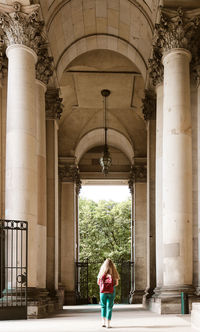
[106,320,111,328]
[102,317,106,327]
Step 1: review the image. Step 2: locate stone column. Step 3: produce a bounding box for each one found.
[149,52,164,294]
[162,47,192,292]
[192,64,200,295]
[46,89,63,292]
[129,165,147,304]
[149,8,200,313]
[0,40,6,219]
[35,50,53,289]
[155,83,164,290]
[142,90,156,299]
[59,163,81,305]
[0,1,44,288]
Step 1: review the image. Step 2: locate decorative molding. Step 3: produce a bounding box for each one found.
[128,165,147,193]
[59,164,82,195]
[36,46,53,85]
[0,2,44,54]
[153,7,200,54]
[45,88,63,119]
[142,89,156,121]
[148,47,164,86]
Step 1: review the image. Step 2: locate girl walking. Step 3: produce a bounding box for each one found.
[97,258,120,329]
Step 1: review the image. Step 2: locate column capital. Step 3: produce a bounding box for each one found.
[128,165,147,194]
[0,2,44,54]
[153,7,200,54]
[142,89,156,121]
[36,46,54,85]
[59,163,82,195]
[45,88,63,120]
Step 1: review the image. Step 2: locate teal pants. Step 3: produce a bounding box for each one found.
[100,288,116,320]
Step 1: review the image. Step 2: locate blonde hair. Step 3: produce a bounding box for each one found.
[98,258,120,281]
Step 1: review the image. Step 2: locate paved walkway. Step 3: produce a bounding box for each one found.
[0,304,197,332]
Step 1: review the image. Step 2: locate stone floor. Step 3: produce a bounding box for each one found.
[0,304,198,332]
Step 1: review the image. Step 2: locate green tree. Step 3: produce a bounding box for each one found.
[78,198,131,302]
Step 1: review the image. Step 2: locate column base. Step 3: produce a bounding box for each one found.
[146,285,200,314]
[64,290,76,305]
[27,288,62,318]
[129,290,146,304]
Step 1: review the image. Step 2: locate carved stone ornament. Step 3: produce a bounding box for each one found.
[45,88,63,120]
[192,63,200,88]
[154,8,200,54]
[0,2,44,53]
[0,35,7,74]
[148,47,164,86]
[128,165,147,192]
[36,46,53,85]
[59,164,82,195]
[142,89,156,121]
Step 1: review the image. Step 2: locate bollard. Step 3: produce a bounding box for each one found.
[181,292,189,314]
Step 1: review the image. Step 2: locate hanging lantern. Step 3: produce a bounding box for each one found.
[99,89,112,176]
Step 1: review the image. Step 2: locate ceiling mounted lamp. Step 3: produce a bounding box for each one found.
[99,89,112,176]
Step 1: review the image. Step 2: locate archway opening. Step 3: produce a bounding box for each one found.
[78,183,132,305]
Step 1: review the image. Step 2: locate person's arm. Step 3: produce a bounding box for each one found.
[114,279,119,286]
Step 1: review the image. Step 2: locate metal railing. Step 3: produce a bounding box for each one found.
[75,260,134,305]
[0,220,28,320]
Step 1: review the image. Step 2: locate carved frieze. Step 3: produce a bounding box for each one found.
[36,46,53,85]
[128,165,147,194]
[0,2,44,53]
[154,8,200,54]
[142,89,156,121]
[45,88,63,120]
[59,164,82,195]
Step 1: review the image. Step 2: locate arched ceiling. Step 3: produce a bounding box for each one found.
[58,49,147,160]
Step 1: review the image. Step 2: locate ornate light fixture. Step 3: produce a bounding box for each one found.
[99,89,112,175]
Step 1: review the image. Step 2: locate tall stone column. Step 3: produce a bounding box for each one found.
[142,90,156,299]
[35,50,53,288]
[129,165,147,304]
[59,162,81,305]
[192,63,200,295]
[46,89,63,292]
[0,2,44,288]
[0,40,6,219]
[149,51,164,293]
[150,8,200,313]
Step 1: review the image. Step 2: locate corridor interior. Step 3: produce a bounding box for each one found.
[0,305,194,332]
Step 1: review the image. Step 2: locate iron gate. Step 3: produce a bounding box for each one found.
[75,260,134,304]
[0,220,28,320]
[75,260,89,304]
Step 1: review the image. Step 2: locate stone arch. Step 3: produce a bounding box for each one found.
[57,34,147,82]
[75,128,134,164]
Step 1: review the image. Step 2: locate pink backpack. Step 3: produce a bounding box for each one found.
[100,274,114,293]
